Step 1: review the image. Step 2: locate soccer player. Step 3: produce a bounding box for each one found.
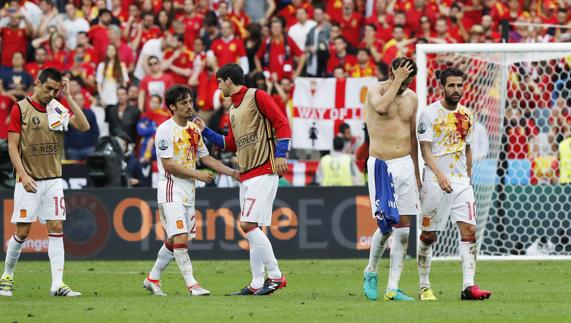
[0,68,91,297]
[143,85,239,297]
[416,67,492,301]
[362,57,421,301]
[195,63,290,296]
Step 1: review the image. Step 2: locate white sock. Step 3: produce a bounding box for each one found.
[459,240,476,290]
[48,234,65,290]
[149,242,174,281]
[173,245,197,288]
[3,235,24,277]
[365,228,391,273]
[418,239,433,289]
[247,228,281,284]
[387,227,409,291]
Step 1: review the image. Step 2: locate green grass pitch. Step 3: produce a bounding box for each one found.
[1,259,569,322]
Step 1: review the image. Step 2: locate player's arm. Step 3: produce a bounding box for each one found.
[193,117,237,152]
[410,95,422,190]
[200,155,239,180]
[255,90,291,176]
[466,144,472,178]
[63,77,90,132]
[419,141,452,193]
[7,105,37,192]
[368,61,414,115]
[160,158,213,182]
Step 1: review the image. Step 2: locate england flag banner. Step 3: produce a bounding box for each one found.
[291,77,377,150]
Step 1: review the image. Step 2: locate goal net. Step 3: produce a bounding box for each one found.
[416,43,571,259]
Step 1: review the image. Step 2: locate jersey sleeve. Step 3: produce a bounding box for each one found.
[465,112,474,145]
[223,125,237,152]
[8,103,21,134]
[155,125,174,159]
[417,108,433,142]
[197,131,209,158]
[255,90,292,139]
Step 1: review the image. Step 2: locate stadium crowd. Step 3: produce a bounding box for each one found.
[0,0,569,186]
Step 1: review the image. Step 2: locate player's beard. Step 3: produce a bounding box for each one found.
[445,93,461,105]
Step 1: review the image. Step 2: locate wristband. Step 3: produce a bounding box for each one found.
[202,127,225,148]
[275,139,289,158]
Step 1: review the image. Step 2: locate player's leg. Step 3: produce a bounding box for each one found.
[417,180,447,301]
[171,232,208,296]
[418,230,437,301]
[452,184,491,300]
[144,238,173,296]
[363,157,390,300]
[144,204,174,295]
[384,215,414,301]
[1,223,31,297]
[45,220,80,296]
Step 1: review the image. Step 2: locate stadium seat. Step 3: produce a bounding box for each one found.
[506,159,532,185]
[472,158,499,185]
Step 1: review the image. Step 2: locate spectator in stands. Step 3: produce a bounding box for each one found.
[316,137,363,186]
[327,36,357,76]
[68,44,97,93]
[278,0,313,29]
[63,2,90,50]
[74,31,99,65]
[88,9,114,63]
[0,79,16,141]
[337,122,359,154]
[266,73,291,118]
[65,92,100,160]
[288,7,316,51]
[333,0,363,48]
[349,48,377,78]
[255,16,306,79]
[209,95,232,135]
[134,32,177,82]
[428,16,459,44]
[107,25,135,74]
[138,55,175,113]
[209,19,249,72]
[244,23,263,82]
[505,107,537,160]
[194,54,219,122]
[37,0,63,37]
[157,10,173,33]
[468,24,485,43]
[359,24,383,63]
[25,48,49,81]
[131,11,162,53]
[305,6,330,77]
[244,0,275,25]
[333,65,347,79]
[162,34,194,85]
[106,87,140,143]
[0,52,33,101]
[96,44,129,107]
[132,95,163,186]
[0,6,33,69]
[229,0,251,39]
[382,24,413,65]
[480,15,502,42]
[201,13,221,50]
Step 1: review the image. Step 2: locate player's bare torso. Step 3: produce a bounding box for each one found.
[365,81,417,161]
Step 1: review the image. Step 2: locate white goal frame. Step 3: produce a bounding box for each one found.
[415,43,571,261]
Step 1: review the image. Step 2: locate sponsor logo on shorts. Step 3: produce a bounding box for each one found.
[236,132,259,149]
[30,143,60,156]
[20,209,27,218]
[422,216,431,227]
[176,220,184,229]
[418,122,427,134]
[158,140,169,150]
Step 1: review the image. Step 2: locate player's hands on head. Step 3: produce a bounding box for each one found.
[195,171,214,183]
[61,76,71,98]
[436,173,453,193]
[394,60,414,83]
[275,157,288,176]
[21,174,38,193]
[192,116,206,130]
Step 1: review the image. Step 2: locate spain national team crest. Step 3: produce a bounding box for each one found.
[176,220,184,229]
[20,209,27,218]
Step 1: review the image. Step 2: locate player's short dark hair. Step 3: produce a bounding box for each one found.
[338,122,350,133]
[440,67,464,85]
[391,57,417,78]
[164,85,192,113]
[333,137,345,151]
[38,68,62,84]
[216,63,245,85]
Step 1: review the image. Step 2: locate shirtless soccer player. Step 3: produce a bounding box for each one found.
[417,67,491,301]
[1,68,90,297]
[143,85,239,297]
[196,63,290,296]
[362,57,421,301]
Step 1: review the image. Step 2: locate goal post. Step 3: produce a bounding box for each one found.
[415,43,571,260]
